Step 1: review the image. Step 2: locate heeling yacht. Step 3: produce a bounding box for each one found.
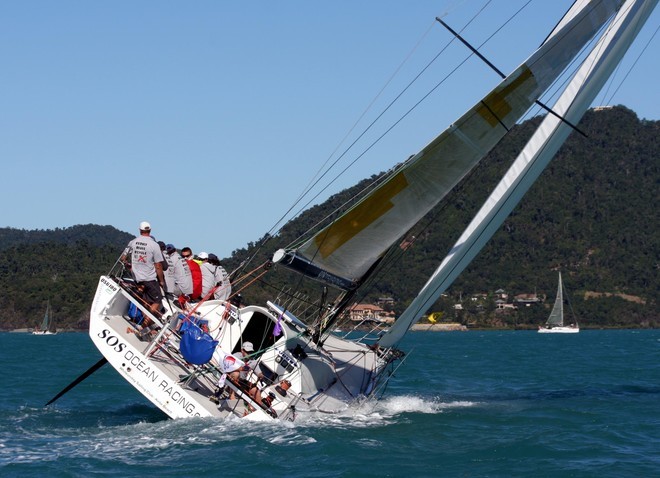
[33,299,57,335]
[87,0,655,420]
[538,272,580,334]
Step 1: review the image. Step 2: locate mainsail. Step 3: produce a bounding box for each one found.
[546,272,565,327]
[378,0,657,347]
[274,0,624,288]
[40,300,52,331]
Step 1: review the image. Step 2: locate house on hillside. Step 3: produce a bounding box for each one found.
[495,289,508,300]
[346,303,396,325]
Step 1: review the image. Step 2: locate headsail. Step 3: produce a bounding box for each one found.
[378,0,657,347]
[274,0,624,288]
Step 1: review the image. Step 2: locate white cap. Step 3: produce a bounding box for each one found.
[242,341,254,352]
[198,251,209,260]
[139,221,151,231]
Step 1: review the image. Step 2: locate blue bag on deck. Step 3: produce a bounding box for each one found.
[128,302,144,325]
[179,322,218,365]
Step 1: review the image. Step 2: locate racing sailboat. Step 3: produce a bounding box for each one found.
[539,272,579,333]
[85,0,655,420]
[33,299,57,335]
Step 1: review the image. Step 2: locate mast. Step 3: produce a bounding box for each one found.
[378,0,657,348]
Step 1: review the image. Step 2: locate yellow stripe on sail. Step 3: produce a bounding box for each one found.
[477,66,534,126]
[315,172,409,258]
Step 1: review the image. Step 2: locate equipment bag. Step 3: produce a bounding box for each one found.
[179,322,218,365]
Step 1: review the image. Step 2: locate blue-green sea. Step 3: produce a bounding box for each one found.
[1,329,658,477]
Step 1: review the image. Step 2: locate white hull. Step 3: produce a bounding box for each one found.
[33,330,57,335]
[538,326,579,334]
[89,276,393,420]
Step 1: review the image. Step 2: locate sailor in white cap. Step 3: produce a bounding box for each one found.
[226,340,260,401]
[120,221,166,317]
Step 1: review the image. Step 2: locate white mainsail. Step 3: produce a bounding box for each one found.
[276,0,624,287]
[546,272,565,327]
[378,0,657,347]
[41,300,52,331]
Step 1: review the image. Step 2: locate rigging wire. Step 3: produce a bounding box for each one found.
[526,0,651,130]
[231,3,496,277]
[601,22,659,106]
[280,0,549,248]
[260,19,439,243]
[563,275,581,327]
[265,2,497,245]
[517,2,621,125]
[231,16,448,277]
[292,20,437,204]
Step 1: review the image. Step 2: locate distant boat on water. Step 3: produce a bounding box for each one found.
[33,300,57,335]
[538,272,579,334]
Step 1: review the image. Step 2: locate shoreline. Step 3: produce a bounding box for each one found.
[410,323,468,332]
[6,328,81,333]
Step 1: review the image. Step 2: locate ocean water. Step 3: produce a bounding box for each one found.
[1,329,658,477]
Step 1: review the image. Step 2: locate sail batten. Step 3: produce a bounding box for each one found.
[276,0,625,287]
[378,0,656,347]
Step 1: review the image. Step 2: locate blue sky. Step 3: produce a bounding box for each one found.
[1,1,657,258]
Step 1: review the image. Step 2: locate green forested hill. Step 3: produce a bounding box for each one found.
[0,224,132,249]
[0,106,657,330]
[0,226,132,329]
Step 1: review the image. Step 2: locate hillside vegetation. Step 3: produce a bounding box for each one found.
[1,106,657,330]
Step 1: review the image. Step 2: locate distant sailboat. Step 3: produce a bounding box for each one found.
[538,272,579,334]
[33,300,57,335]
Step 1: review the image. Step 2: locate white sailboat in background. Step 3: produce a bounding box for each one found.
[539,272,579,334]
[78,0,654,420]
[33,300,57,335]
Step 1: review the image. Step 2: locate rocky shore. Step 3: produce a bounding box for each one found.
[410,323,468,332]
